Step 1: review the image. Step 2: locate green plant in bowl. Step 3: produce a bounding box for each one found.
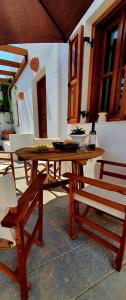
[69,127,87,144]
[70,127,85,135]
[32,145,49,152]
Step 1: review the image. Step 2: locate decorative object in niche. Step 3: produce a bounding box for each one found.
[98,112,107,123]
[80,111,88,118]
[18,91,24,101]
[30,57,39,72]
[2,129,15,140]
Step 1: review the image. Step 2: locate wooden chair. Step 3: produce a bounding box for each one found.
[0,151,15,182]
[43,160,61,181]
[24,160,61,185]
[0,172,46,300]
[64,159,126,272]
[8,134,61,185]
[33,138,62,182]
[0,173,17,245]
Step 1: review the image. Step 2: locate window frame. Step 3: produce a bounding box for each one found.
[67,25,84,124]
[87,0,126,122]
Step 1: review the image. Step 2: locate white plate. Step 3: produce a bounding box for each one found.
[69,134,88,144]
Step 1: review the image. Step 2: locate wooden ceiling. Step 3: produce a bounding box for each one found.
[0,45,28,88]
[0,0,94,44]
[0,1,94,87]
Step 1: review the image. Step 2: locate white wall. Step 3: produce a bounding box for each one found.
[11,43,61,138]
[67,120,126,181]
[63,0,126,178]
[59,43,69,138]
[10,0,126,178]
[60,0,119,121]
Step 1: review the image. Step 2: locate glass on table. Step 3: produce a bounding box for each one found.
[77,142,88,152]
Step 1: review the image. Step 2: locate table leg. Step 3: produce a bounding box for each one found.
[72,161,80,214]
[31,160,38,182]
[78,163,84,189]
[72,160,86,188]
[72,160,88,213]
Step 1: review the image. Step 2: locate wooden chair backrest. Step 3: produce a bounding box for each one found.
[2,172,45,228]
[64,164,126,271]
[97,159,126,181]
[1,172,46,300]
[0,151,15,181]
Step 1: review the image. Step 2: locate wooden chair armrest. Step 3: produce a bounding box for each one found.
[1,210,18,228]
[97,159,126,168]
[63,172,126,195]
[75,188,126,212]
[0,151,14,154]
[1,172,46,228]
[0,151,14,162]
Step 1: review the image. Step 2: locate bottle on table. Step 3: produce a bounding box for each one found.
[89,122,96,150]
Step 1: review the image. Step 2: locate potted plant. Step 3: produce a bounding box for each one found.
[0,80,13,131]
[69,127,88,144]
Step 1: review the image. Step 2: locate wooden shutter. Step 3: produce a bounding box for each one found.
[67,25,84,123]
[119,66,126,119]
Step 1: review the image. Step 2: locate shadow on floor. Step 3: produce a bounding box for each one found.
[0,191,126,300]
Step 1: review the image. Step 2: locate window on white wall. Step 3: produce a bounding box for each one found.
[67,25,84,123]
[88,1,126,122]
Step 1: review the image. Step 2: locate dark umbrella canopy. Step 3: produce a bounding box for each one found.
[0,0,93,44]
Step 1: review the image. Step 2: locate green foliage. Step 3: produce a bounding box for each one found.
[32,145,50,152]
[0,81,12,113]
[70,127,85,135]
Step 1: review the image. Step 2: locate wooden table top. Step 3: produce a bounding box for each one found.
[15,147,104,162]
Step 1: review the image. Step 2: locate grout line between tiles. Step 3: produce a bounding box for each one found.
[71,270,116,300]
[28,239,95,278]
[72,263,126,300]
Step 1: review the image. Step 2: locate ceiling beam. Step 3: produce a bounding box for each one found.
[0,70,16,77]
[10,56,28,89]
[0,59,20,68]
[0,78,9,83]
[0,45,28,88]
[0,45,28,57]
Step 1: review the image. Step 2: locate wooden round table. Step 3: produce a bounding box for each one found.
[15,147,104,186]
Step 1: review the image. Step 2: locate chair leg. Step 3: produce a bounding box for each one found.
[114,214,126,271]
[46,161,49,175]
[83,206,90,217]
[75,201,79,215]
[10,153,16,183]
[58,161,61,178]
[24,161,31,185]
[55,161,61,178]
[53,161,57,179]
[11,164,16,182]
[16,224,29,300]
[38,189,43,246]
[70,193,76,239]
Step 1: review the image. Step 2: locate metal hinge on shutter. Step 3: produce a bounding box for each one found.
[84,37,94,48]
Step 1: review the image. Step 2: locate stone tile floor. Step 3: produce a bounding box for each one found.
[0,161,126,300]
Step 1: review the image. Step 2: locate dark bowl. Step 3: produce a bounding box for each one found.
[53,142,63,149]
[53,142,79,151]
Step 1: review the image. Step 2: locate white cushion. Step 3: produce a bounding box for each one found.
[34,137,61,145]
[0,173,17,207]
[9,133,34,151]
[0,174,17,244]
[74,185,126,220]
